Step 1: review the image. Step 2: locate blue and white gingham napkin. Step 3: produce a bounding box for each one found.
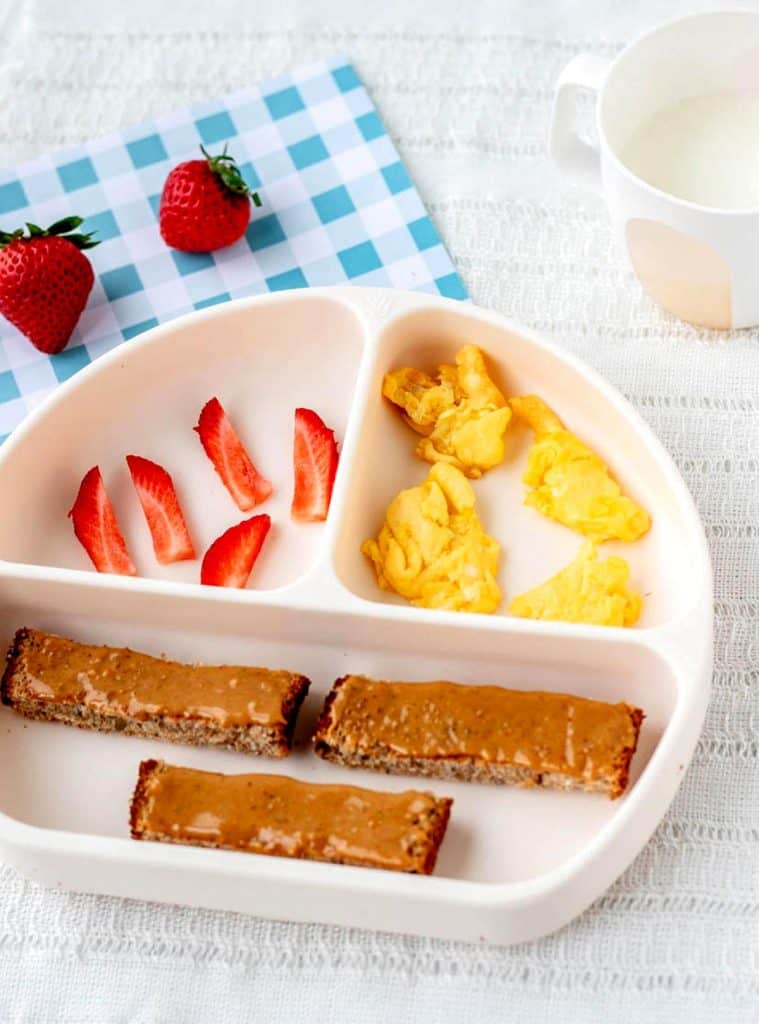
[0,55,467,444]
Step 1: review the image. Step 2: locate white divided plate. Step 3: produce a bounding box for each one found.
[0,287,712,945]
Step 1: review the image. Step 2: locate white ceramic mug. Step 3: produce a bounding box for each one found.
[550,11,759,329]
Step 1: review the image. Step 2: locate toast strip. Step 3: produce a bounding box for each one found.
[130,759,452,875]
[1,628,310,757]
[314,675,643,798]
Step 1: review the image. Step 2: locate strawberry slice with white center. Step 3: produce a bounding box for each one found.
[200,514,271,588]
[291,407,339,522]
[195,397,272,511]
[68,466,137,576]
[126,455,196,564]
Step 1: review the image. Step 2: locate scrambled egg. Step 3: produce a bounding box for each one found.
[382,344,511,478]
[509,395,651,543]
[361,462,501,613]
[509,542,642,627]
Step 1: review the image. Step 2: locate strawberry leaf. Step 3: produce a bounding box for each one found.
[65,232,100,251]
[201,144,262,206]
[0,217,100,250]
[47,215,85,235]
[0,229,23,246]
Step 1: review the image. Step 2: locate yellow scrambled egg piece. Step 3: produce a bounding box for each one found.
[509,542,642,627]
[361,462,501,613]
[382,344,511,478]
[510,395,651,543]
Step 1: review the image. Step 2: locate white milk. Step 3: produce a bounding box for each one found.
[620,92,759,209]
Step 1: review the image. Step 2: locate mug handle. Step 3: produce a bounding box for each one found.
[549,54,610,193]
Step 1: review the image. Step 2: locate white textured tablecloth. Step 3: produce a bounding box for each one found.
[0,1,757,1020]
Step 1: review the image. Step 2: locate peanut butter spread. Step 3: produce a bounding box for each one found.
[14,629,302,727]
[134,761,448,872]
[321,676,641,783]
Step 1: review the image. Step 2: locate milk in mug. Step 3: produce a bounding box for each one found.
[621,92,759,209]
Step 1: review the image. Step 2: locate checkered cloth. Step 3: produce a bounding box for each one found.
[0,54,465,443]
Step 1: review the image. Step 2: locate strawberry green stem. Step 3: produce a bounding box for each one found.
[0,216,99,250]
[200,145,262,206]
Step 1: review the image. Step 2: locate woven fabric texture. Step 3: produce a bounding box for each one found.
[0,1,756,1021]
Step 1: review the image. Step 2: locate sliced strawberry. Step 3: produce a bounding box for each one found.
[69,466,137,576]
[291,408,339,522]
[195,397,272,511]
[126,455,195,564]
[200,514,271,588]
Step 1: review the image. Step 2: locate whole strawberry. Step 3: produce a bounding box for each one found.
[0,217,98,354]
[159,145,261,253]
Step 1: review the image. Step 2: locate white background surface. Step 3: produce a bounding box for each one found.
[0,1,757,1020]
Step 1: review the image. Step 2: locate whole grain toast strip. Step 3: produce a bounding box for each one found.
[2,627,310,757]
[314,675,643,798]
[130,759,452,875]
